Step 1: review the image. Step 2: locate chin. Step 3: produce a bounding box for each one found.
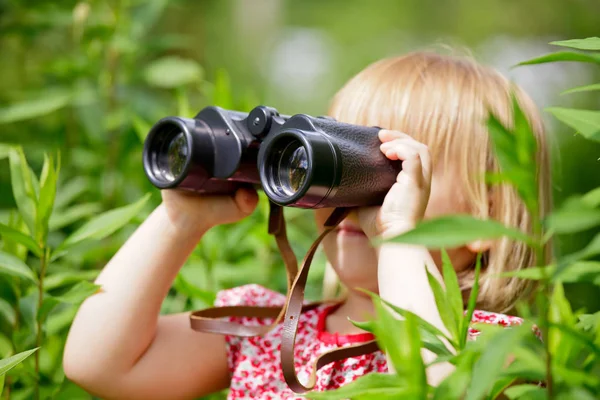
[331,235,379,293]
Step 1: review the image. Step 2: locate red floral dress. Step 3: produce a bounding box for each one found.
[215,284,525,400]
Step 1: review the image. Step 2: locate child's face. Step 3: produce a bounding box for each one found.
[314,163,476,294]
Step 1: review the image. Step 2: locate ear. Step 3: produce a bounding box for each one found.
[466,240,493,254]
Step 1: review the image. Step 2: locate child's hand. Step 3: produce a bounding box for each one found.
[357,130,432,239]
[161,187,258,235]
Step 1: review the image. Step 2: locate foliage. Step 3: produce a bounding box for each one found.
[0,2,317,398]
[0,146,148,399]
[0,0,599,397]
[306,37,600,399]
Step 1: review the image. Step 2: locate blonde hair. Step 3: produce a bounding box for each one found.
[326,51,551,313]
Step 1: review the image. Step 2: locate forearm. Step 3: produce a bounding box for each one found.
[378,242,445,333]
[65,203,209,374]
[377,242,455,385]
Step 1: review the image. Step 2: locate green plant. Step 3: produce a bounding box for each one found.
[0,146,149,399]
[0,2,312,397]
[307,37,600,400]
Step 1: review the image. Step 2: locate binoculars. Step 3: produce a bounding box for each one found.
[142,106,401,208]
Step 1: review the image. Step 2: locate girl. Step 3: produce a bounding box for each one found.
[63,51,550,399]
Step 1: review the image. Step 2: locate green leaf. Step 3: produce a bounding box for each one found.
[0,251,37,283]
[561,83,600,95]
[426,268,459,341]
[49,203,103,231]
[553,363,600,386]
[46,307,79,336]
[0,90,70,124]
[418,326,455,358]
[517,51,600,66]
[349,318,375,333]
[441,250,463,339]
[176,86,191,117]
[556,261,600,285]
[352,314,453,358]
[385,215,531,249]
[580,235,600,261]
[582,187,600,207]
[466,327,527,400]
[305,373,405,399]
[433,351,477,400]
[0,348,38,376]
[548,283,580,367]
[378,296,456,349]
[143,56,203,88]
[554,388,596,400]
[132,115,152,143]
[37,281,100,323]
[18,292,37,332]
[487,102,539,217]
[370,296,407,372]
[504,384,547,400]
[55,193,150,253]
[0,299,15,327]
[44,270,100,291]
[129,0,170,40]
[0,223,42,257]
[549,322,600,358]
[35,154,59,244]
[547,195,600,233]
[487,377,517,400]
[577,311,600,332]
[550,37,600,50]
[370,295,427,391]
[213,68,234,109]
[501,261,600,285]
[8,148,37,235]
[546,107,600,142]
[0,144,10,159]
[53,176,90,209]
[0,334,12,359]
[559,232,600,268]
[399,313,427,394]
[500,347,546,382]
[460,255,482,349]
[54,281,101,304]
[173,274,217,306]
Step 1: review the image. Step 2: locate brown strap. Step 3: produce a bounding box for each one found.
[189,205,380,393]
[279,208,379,393]
[190,202,300,337]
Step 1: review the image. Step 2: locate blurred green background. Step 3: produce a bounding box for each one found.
[0,0,599,398]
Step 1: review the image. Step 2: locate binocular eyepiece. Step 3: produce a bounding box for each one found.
[143,105,401,208]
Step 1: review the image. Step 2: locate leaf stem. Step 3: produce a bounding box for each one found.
[34,247,48,400]
[532,215,553,398]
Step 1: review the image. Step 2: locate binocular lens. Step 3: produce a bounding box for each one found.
[152,128,189,183]
[162,131,188,181]
[274,141,308,196]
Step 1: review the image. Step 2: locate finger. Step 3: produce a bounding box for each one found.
[380,139,432,185]
[234,187,259,215]
[378,129,412,143]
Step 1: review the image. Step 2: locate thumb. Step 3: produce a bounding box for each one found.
[233,187,259,215]
[356,206,380,238]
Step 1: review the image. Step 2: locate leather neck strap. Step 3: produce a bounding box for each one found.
[189,203,379,393]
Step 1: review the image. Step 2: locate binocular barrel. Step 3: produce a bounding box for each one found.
[142,106,401,208]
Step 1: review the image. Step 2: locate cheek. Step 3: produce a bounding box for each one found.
[314,208,334,231]
[424,177,470,219]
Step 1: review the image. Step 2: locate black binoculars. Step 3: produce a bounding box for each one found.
[142,106,401,208]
